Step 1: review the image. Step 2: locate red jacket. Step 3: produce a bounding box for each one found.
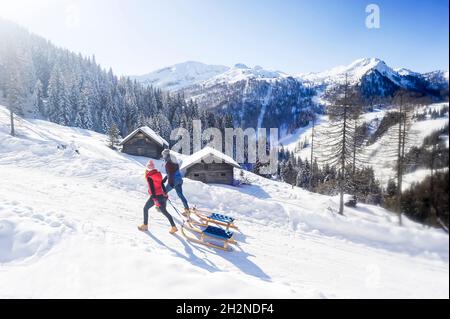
[145,169,166,197]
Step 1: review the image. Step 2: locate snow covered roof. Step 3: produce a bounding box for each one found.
[180,146,241,171]
[119,126,169,148]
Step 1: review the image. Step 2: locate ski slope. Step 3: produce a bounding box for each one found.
[0,105,448,298]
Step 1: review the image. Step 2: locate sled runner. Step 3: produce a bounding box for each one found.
[181,220,237,251]
[187,208,238,230]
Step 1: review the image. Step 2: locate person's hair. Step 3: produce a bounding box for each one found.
[162,149,175,163]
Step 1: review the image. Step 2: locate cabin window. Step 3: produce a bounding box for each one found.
[194,174,200,177]
[220,173,226,177]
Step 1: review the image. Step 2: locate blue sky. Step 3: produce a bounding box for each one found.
[1,0,448,75]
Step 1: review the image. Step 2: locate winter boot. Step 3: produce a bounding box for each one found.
[169,226,178,234]
[138,224,148,232]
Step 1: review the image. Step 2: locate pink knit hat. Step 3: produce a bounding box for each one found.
[146,160,155,171]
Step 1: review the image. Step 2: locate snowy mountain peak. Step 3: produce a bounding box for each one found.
[298,57,397,85]
[395,68,420,77]
[132,61,230,91]
[234,63,250,69]
[347,57,395,78]
[202,64,286,87]
[348,57,383,68]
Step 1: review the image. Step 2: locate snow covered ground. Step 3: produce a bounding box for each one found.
[0,105,448,298]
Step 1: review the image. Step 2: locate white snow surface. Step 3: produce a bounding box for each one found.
[402,168,449,190]
[203,65,288,87]
[0,105,448,298]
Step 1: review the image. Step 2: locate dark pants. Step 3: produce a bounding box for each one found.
[143,196,175,227]
[166,183,189,210]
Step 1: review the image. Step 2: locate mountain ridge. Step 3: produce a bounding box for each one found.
[133,58,448,134]
[135,58,449,93]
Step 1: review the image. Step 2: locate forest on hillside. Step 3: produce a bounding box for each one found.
[0,19,230,142]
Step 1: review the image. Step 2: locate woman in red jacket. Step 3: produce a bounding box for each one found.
[138,160,178,234]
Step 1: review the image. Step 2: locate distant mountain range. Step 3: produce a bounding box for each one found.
[134,58,449,94]
[133,59,449,132]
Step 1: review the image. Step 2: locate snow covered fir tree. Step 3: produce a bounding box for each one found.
[0,1,449,300]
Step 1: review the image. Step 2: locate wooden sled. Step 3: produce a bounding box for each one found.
[187,208,238,230]
[181,220,237,251]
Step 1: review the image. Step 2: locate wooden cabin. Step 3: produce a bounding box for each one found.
[120,126,169,158]
[180,147,241,185]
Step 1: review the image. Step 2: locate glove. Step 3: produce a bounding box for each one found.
[152,198,161,207]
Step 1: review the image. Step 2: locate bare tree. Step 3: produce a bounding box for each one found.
[309,115,316,190]
[391,90,418,225]
[372,90,422,225]
[317,75,364,215]
[350,91,366,186]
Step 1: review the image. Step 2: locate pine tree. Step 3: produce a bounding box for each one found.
[47,64,64,122]
[281,160,297,186]
[77,84,95,129]
[5,46,26,136]
[32,79,44,117]
[107,123,120,149]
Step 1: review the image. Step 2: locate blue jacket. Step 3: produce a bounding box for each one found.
[165,161,183,187]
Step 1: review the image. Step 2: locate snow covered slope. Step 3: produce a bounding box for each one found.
[201,63,288,87]
[131,61,230,91]
[0,105,448,298]
[285,103,449,188]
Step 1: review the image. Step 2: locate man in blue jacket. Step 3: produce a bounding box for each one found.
[162,149,190,215]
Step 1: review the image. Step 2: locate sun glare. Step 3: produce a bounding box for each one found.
[0,0,54,22]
